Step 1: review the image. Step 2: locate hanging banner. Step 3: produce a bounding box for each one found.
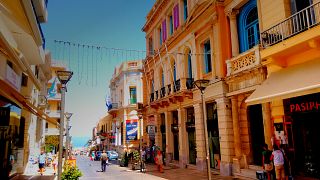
[126,119,138,141]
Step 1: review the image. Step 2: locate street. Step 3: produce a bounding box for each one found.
[77,156,246,180]
[77,156,165,180]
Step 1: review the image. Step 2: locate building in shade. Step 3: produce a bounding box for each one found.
[107,60,144,154]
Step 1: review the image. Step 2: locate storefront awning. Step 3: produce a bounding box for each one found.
[245,59,320,105]
[0,78,58,127]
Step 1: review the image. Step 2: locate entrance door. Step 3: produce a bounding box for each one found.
[292,112,320,178]
[207,102,220,169]
[248,104,265,166]
[188,130,196,164]
[173,133,179,160]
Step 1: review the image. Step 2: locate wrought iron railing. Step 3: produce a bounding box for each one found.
[150,93,154,102]
[160,87,166,98]
[261,2,320,47]
[173,79,181,92]
[167,84,171,96]
[186,78,194,90]
[155,90,159,100]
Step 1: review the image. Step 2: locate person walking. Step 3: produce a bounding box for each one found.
[100,150,108,172]
[38,150,46,175]
[262,144,273,180]
[270,145,285,180]
[155,150,164,173]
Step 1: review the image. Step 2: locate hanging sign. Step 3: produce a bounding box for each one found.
[126,119,138,141]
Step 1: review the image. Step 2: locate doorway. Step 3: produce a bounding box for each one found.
[172,111,179,161]
[206,102,220,169]
[186,107,196,164]
[248,104,265,166]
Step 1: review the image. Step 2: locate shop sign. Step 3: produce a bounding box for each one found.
[126,119,138,141]
[284,93,320,113]
[6,65,21,91]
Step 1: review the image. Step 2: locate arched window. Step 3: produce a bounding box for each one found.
[173,61,177,82]
[238,0,259,53]
[161,68,165,87]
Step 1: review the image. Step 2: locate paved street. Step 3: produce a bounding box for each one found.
[77,156,247,180]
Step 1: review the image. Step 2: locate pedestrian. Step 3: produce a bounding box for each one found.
[270,144,285,180]
[91,151,95,161]
[100,150,108,172]
[280,144,290,179]
[155,150,164,173]
[38,150,46,175]
[262,144,273,180]
[52,155,57,175]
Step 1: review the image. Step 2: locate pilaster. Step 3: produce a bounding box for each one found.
[226,10,240,57]
[262,102,273,149]
[178,108,187,168]
[193,103,206,171]
[216,97,234,176]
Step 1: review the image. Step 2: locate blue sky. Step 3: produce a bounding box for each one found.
[43,0,156,142]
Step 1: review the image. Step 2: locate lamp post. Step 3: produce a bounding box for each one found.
[65,112,73,160]
[193,79,211,180]
[56,70,73,180]
[138,113,143,172]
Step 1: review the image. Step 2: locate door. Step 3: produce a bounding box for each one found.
[248,104,265,166]
[188,130,196,164]
[173,133,179,160]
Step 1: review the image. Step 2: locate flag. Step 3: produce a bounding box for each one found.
[48,78,57,98]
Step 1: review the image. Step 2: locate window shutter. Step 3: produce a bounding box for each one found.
[162,19,167,42]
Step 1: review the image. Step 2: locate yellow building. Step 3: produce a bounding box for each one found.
[0,0,55,178]
[142,0,235,175]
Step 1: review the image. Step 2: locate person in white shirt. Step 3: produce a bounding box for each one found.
[270,145,285,180]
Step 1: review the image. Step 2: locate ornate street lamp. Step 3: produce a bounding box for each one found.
[56,70,73,180]
[193,79,211,180]
[65,112,73,160]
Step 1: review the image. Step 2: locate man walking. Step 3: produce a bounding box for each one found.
[100,150,108,172]
[38,150,46,175]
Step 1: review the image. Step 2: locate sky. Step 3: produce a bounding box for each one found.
[43,0,156,143]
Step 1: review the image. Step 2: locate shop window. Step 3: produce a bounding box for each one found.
[238,0,259,53]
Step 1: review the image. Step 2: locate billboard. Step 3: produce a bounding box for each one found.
[126,119,138,141]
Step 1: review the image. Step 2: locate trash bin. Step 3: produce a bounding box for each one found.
[256,170,267,180]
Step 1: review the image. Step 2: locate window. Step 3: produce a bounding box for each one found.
[21,73,28,87]
[161,69,164,87]
[148,37,154,55]
[173,4,180,30]
[7,60,13,68]
[159,27,163,46]
[183,0,188,21]
[151,79,154,93]
[238,0,259,52]
[169,15,173,35]
[173,61,177,82]
[203,40,212,73]
[35,65,39,79]
[129,87,137,104]
[162,19,167,42]
[45,122,48,129]
[187,50,192,78]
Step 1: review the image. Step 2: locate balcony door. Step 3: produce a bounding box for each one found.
[129,87,137,104]
[290,0,312,14]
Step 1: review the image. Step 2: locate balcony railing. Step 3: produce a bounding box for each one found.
[155,90,159,100]
[186,78,194,90]
[108,103,118,111]
[173,79,181,92]
[160,87,166,98]
[150,93,154,102]
[226,46,261,76]
[261,2,320,47]
[167,84,171,96]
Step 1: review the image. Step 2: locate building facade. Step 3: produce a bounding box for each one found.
[107,60,144,154]
[0,0,55,178]
[143,0,320,179]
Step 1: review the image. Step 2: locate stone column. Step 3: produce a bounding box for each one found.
[216,97,234,176]
[231,96,243,173]
[262,102,273,149]
[227,10,240,57]
[178,108,187,168]
[194,103,206,171]
[165,111,173,164]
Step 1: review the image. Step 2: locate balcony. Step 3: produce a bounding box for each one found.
[226,46,261,76]
[261,2,320,48]
[108,103,119,112]
[150,93,155,102]
[160,87,166,98]
[173,79,181,92]
[32,0,48,23]
[155,90,159,100]
[186,78,194,90]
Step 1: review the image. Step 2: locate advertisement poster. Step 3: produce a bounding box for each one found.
[126,119,138,141]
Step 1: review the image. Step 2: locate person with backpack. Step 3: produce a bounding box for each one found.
[100,150,108,172]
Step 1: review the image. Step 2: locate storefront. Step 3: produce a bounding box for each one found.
[186,107,196,165]
[206,102,220,169]
[283,93,320,179]
[0,95,22,179]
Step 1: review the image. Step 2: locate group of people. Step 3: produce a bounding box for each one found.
[262,144,290,180]
[37,150,58,175]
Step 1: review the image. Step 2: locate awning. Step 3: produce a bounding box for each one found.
[245,59,320,105]
[0,78,59,127]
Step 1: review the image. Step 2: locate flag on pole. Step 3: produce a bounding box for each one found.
[48,78,57,98]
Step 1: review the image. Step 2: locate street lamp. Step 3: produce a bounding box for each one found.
[138,113,143,172]
[65,112,73,160]
[193,79,211,180]
[56,70,73,180]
